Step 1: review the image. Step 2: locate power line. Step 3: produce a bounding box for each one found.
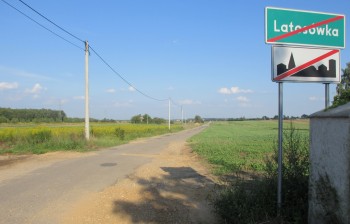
[169,98,180,107]
[18,0,85,43]
[89,45,168,102]
[1,0,84,50]
[3,0,172,103]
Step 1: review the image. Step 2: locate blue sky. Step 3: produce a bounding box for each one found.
[0,0,349,120]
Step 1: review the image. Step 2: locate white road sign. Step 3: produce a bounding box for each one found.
[272,46,340,83]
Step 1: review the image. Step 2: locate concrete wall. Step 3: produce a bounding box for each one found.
[309,102,350,224]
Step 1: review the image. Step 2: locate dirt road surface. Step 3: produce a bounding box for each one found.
[0,126,220,224]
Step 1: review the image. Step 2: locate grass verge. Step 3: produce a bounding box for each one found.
[189,120,309,223]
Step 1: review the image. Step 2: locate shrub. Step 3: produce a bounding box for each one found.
[331,89,350,108]
[29,129,52,144]
[331,62,350,108]
[115,127,125,140]
[213,122,309,223]
[266,122,309,222]
[0,116,9,123]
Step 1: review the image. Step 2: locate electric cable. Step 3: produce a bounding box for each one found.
[18,0,85,43]
[3,0,173,103]
[169,97,180,107]
[89,45,168,102]
[1,0,84,50]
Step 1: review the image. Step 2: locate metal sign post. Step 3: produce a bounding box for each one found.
[277,82,283,213]
[325,83,330,108]
[265,7,345,215]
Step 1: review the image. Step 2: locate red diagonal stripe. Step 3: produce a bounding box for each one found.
[274,49,339,81]
[268,15,344,43]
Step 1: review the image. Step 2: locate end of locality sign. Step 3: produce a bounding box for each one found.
[272,46,340,83]
[265,7,345,49]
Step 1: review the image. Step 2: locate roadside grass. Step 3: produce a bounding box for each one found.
[0,123,184,154]
[188,120,308,174]
[188,120,309,223]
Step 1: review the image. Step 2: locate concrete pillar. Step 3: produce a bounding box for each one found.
[309,102,350,224]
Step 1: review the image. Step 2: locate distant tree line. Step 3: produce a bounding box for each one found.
[130,114,205,124]
[130,114,167,124]
[1,106,312,124]
[205,114,309,122]
[0,108,66,123]
[194,115,204,123]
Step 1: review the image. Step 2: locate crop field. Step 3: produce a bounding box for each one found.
[188,120,309,174]
[0,123,184,154]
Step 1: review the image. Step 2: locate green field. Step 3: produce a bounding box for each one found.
[188,120,309,174]
[0,123,184,154]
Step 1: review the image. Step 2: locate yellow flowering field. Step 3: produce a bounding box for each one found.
[0,123,184,154]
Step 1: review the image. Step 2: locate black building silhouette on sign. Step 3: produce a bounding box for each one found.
[277,53,336,78]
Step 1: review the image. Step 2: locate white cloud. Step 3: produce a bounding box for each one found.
[25,83,44,94]
[0,65,56,81]
[106,88,116,93]
[114,100,134,108]
[231,87,253,94]
[309,96,318,101]
[236,96,249,103]
[0,82,18,90]
[45,98,69,106]
[25,83,46,98]
[73,96,85,100]
[235,96,252,108]
[218,86,253,95]
[218,87,231,94]
[60,99,68,104]
[128,86,135,92]
[230,87,241,94]
[179,99,201,105]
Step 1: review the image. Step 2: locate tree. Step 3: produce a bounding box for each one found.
[152,117,166,124]
[143,114,152,124]
[332,62,350,108]
[0,108,67,123]
[262,116,269,120]
[131,114,142,123]
[0,116,9,123]
[194,115,204,123]
[301,114,309,119]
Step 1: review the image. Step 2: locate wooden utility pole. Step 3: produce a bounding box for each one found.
[85,41,90,140]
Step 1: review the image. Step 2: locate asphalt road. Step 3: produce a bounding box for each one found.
[0,125,207,224]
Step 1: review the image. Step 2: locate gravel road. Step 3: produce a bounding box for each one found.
[0,125,219,224]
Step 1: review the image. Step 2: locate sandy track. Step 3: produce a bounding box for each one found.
[62,142,219,224]
[0,127,220,224]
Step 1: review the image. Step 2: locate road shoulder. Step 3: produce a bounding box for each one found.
[62,141,220,224]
